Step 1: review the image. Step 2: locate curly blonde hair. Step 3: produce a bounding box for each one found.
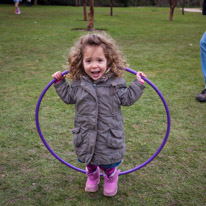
[68,33,126,80]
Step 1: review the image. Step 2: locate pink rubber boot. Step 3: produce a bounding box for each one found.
[103,168,120,197]
[85,166,100,192]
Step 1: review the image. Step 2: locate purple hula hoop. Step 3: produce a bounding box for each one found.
[35,68,170,176]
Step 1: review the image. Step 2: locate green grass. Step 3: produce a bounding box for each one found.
[0,4,206,206]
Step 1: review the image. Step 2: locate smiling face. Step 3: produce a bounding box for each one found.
[83,45,107,81]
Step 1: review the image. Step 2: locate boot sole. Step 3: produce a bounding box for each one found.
[85,179,100,193]
[85,186,98,192]
[104,187,117,197]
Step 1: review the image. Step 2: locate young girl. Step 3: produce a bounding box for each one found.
[52,33,146,197]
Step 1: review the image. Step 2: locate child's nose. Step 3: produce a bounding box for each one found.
[91,62,98,68]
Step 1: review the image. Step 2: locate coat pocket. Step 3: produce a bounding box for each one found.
[107,129,125,149]
[72,127,82,147]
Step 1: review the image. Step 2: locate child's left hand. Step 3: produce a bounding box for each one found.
[136,71,146,84]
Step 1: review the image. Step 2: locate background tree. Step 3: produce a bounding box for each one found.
[83,0,87,21]
[87,0,94,31]
[75,0,81,6]
[110,0,114,16]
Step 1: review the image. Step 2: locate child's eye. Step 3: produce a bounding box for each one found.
[98,59,103,62]
[86,60,91,63]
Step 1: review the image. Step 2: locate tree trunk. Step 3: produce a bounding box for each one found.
[83,0,87,21]
[110,0,113,16]
[134,0,138,7]
[34,0,37,5]
[87,0,94,31]
[75,0,81,7]
[169,0,177,21]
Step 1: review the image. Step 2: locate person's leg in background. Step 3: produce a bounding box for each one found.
[196,32,206,102]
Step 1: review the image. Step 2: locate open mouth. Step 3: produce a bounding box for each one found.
[91,71,100,74]
[91,71,101,78]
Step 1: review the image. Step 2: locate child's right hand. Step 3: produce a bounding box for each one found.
[136,71,146,84]
[52,71,66,80]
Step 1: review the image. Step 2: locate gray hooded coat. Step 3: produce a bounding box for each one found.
[54,73,145,165]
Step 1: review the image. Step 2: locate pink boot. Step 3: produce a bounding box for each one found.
[85,167,100,192]
[103,168,120,197]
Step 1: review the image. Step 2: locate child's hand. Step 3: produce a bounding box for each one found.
[136,71,146,84]
[52,71,66,80]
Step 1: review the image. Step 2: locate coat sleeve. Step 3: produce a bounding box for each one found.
[54,79,76,104]
[117,79,145,106]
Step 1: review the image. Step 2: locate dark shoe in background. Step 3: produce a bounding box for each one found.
[196,89,206,102]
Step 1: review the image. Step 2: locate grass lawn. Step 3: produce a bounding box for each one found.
[0,4,206,206]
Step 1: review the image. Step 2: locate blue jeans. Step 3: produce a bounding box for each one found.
[200,32,206,88]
